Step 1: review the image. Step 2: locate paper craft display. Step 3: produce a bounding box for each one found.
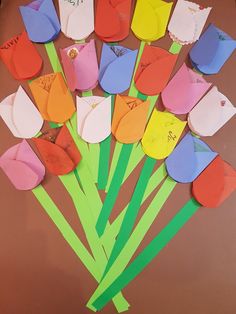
[99,44,138,94]
[58,0,94,40]
[131,0,173,42]
[19,0,60,43]
[60,40,98,92]
[189,24,236,74]
[0,86,43,139]
[192,156,236,208]
[168,0,211,45]
[29,72,75,123]
[95,0,132,42]
[112,95,150,144]
[0,140,45,190]
[76,96,111,144]
[188,87,236,137]
[33,125,81,175]
[165,132,218,183]
[162,63,211,114]
[134,45,178,95]
[0,31,42,80]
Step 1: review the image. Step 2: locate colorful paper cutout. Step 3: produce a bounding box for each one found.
[29,72,75,123]
[168,0,211,45]
[19,0,60,43]
[165,132,218,183]
[33,125,81,176]
[131,0,173,42]
[0,31,42,80]
[99,44,138,94]
[134,45,178,95]
[0,140,45,190]
[189,24,236,74]
[95,0,132,42]
[162,63,211,114]
[60,40,98,92]
[188,86,236,136]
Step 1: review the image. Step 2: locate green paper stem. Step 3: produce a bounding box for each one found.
[44,42,65,75]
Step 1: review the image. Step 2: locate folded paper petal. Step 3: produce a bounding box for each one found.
[0,31,42,80]
[188,86,236,136]
[192,156,236,207]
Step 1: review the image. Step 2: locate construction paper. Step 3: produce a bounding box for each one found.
[33,125,81,175]
[162,63,211,114]
[188,86,236,136]
[131,0,173,42]
[60,39,99,92]
[0,86,43,138]
[95,0,132,42]
[29,72,75,123]
[165,132,218,183]
[0,140,45,190]
[190,23,236,74]
[112,95,150,144]
[168,0,211,45]
[76,95,111,144]
[0,31,42,80]
[192,156,236,208]
[45,42,65,74]
[19,0,60,43]
[99,44,138,94]
[58,0,94,40]
[142,110,187,159]
[134,45,178,96]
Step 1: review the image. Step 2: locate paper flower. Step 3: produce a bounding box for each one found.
[131,0,173,42]
[188,86,236,137]
[58,0,94,40]
[60,40,98,92]
[95,0,132,42]
[189,24,236,74]
[33,125,81,176]
[134,45,178,95]
[76,96,111,144]
[99,44,138,94]
[168,0,211,45]
[19,0,60,43]
[192,156,236,208]
[0,140,45,190]
[161,63,211,114]
[0,31,42,80]
[112,95,150,144]
[29,72,75,123]
[0,86,43,138]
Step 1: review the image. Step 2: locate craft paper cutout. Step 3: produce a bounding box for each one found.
[0,31,42,80]
[162,63,211,114]
[189,24,236,74]
[112,95,150,144]
[58,0,94,40]
[76,96,111,144]
[19,0,60,43]
[131,0,173,42]
[95,0,132,42]
[0,86,43,139]
[142,110,186,159]
[29,72,75,123]
[99,44,138,94]
[192,156,236,208]
[0,140,45,190]
[165,132,218,183]
[188,86,236,137]
[33,125,81,175]
[60,40,98,92]
[134,45,178,96]
[168,0,211,45]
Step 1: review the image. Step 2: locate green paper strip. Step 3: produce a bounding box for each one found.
[92,198,200,310]
[44,42,64,75]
